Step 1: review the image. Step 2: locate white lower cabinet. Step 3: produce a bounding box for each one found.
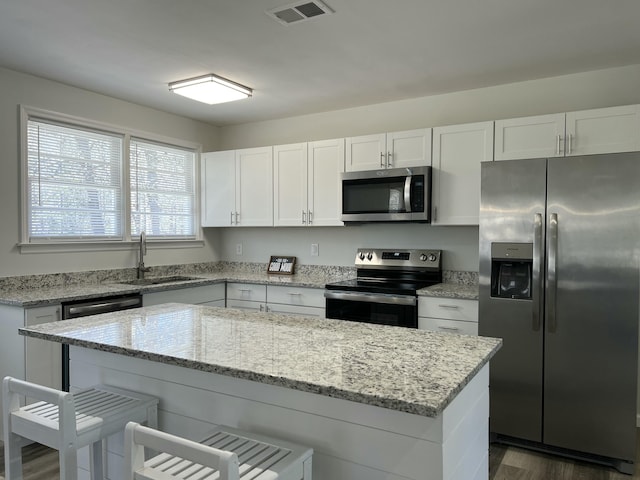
[25,306,63,390]
[418,297,478,335]
[143,284,226,307]
[266,285,325,317]
[0,304,61,433]
[226,283,325,317]
[226,283,267,311]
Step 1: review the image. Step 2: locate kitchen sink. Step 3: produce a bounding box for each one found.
[119,275,201,286]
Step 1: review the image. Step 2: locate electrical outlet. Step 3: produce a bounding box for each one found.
[311,243,319,256]
[236,243,243,255]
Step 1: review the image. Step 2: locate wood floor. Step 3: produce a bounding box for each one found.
[489,434,640,480]
[1,437,640,479]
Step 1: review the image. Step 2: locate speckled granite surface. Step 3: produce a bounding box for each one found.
[0,261,478,306]
[0,262,356,307]
[19,303,501,417]
[418,283,479,300]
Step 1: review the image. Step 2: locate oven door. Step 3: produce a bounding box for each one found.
[325,291,418,328]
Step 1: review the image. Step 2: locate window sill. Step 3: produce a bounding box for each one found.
[17,239,205,254]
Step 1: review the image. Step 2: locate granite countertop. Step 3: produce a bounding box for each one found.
[418,283,479,300]
[19,303,501,417]
[0,270,347,307]
[0,262,478,306]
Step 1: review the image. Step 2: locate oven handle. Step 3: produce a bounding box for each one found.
[324,291,417,306]
[65,297,142,317]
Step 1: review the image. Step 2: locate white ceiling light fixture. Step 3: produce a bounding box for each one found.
[168,74,252,105]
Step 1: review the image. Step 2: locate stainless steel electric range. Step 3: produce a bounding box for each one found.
[324,248,442,328]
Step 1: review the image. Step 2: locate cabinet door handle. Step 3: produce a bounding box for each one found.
[438,326,461,332]
[235,211,240,224]
[380,152,385,168]
[302,210,306,224]
[438,304,460,309]
[567,133,573,155]
[556,135,562,156]
[259,304,264,312]
[387,152,392,167]
[230,211,234,225]
[308,210,313,224]
[288,292,302,296]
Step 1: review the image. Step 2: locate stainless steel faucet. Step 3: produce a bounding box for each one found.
[137,231,151,279]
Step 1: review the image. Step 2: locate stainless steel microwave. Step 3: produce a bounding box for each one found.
[341,166,432,223]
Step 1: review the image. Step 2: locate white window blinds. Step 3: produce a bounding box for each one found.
[27,120,123,240]
[130,139,196,238]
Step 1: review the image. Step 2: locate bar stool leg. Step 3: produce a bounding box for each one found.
[4,431,24,480]
[90,440,105,480]
[59,443,78,480]
[3,379,24,480]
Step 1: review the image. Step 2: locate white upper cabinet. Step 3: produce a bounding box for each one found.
[432,121,494,226]
[235,146,273,226]
[346,128,431,171]
[495,105,640,160]
[274,139,345,227]
[201,150,235,227]
[274,143,308,227]
[494,113,565,160]
[566,105,640,156]
[201,146,273,227]
[307,138,345,226]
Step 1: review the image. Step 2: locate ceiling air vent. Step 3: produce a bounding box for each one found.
[267,1,333,25]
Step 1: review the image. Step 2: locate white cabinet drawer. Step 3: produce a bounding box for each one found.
[267,285,325,308]
[226,299,265,311]
[227,283,267,302]
[266,304,325,317]
[419,317,478,336]
[418,297,478,322]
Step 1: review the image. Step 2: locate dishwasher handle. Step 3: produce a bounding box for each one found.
[64,296,142,318]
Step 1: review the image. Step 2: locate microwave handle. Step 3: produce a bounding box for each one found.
[404,175,412,213]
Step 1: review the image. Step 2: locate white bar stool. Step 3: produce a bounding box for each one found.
[125,422,313,480]
[2,376,159,480]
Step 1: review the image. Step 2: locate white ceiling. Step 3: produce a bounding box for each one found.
[2,0,640,127]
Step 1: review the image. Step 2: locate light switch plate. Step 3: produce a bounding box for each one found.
[311,243,319,256]
[236,243,243,255]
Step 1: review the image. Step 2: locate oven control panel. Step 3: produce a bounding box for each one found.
[355,248,441,269]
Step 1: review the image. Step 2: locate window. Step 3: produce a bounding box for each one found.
[130,139,195,238]
[27,119,123,240]
[22,108,199,246]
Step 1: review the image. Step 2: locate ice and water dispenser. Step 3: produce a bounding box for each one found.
[490,243,532,300]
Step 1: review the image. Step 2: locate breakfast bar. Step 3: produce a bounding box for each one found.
[19,303,501,480]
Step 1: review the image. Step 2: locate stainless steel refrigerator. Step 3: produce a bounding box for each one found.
[479,152,640,473]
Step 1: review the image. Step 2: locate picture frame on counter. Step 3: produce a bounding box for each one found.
[268,256,296,275]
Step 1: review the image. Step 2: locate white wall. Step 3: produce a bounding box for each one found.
[220,225,478,271]
[214,64,640,271]
[218,64,640,149]
[0,68,221,276]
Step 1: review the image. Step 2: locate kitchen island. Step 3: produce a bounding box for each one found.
[20,303,501,480]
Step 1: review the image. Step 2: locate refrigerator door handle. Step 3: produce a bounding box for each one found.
[547,212,558,333]
[532,213,543,331]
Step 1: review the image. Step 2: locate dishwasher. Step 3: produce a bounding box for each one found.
[61,293,142,391]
